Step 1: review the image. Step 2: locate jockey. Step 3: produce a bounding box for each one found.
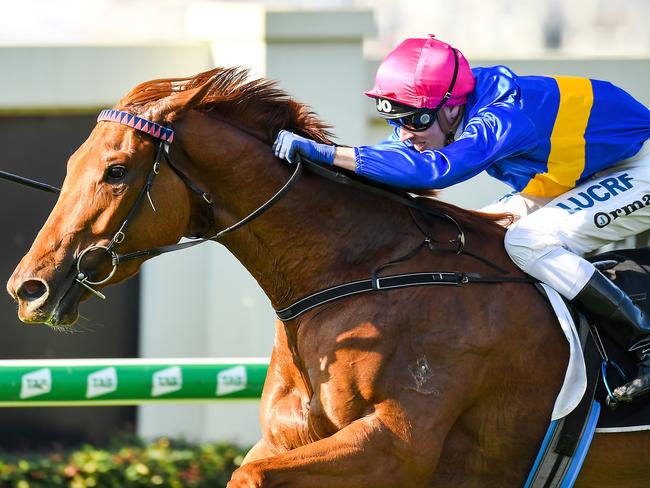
[272,34,650,403]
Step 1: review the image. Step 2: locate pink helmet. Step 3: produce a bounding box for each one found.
[365,35,475,115]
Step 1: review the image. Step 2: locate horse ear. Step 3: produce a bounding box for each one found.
[164,80,215,122]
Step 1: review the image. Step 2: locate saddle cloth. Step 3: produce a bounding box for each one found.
[542,284,587,421]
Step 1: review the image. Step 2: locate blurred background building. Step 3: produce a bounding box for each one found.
[0,0,648,448]
[4,0,650,57]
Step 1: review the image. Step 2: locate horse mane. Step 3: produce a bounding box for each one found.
[116,66,334,145]
[116,67,511,231]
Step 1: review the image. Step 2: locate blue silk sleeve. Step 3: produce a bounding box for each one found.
[354,105,538,190]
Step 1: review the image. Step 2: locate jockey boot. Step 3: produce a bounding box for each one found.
[572,270,650,402]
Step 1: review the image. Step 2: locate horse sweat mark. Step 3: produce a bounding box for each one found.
[407,357,439,395]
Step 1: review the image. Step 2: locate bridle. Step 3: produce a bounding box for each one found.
[74,109,303,299]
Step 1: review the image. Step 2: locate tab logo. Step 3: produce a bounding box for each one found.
[555,173,634,214]
[216,365,247,396]
[20,368,52,399]
[152,366,182,397]
[86,367,117,399]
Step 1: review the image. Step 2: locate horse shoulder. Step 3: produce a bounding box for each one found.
[296,302,462,442]
[303,317,391,427]
[256,316,399,454]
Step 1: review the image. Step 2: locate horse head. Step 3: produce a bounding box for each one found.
[6,73,227,326]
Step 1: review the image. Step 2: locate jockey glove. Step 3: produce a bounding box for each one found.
[273,130,335,166]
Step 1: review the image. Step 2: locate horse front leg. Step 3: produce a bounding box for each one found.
[241,438,279,464]
[227,409,443,488]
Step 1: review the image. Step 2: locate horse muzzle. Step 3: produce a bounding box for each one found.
[7,268,85,327]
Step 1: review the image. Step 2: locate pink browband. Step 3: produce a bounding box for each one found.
[97,109,175,143]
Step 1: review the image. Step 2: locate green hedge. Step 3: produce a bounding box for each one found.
[0,438,249,487]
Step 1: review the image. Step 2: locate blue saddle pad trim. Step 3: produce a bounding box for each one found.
[523,420,559,488]
[560,400,600,488]
[524,400,600,488]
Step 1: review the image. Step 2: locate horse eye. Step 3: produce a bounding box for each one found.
[105,165,126,182]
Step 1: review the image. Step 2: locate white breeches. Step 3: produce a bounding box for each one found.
[482,143,650,299]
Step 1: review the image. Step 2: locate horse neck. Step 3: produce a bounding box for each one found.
[176,112,509,310]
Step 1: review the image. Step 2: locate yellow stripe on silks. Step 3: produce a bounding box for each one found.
[522,77,594,197]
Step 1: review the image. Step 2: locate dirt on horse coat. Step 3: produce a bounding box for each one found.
[7,67,650,487]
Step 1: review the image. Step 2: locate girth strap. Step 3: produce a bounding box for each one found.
[275,271,534,321]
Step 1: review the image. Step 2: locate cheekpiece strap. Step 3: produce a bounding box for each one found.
[97,109,175,143]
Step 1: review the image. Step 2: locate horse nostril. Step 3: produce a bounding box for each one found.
[17,279,48,302]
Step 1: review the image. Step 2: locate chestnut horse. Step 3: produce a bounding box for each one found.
[7,68,650,487]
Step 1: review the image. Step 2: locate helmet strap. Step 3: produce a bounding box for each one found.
[436,105,465,146]
[445,132,455,146]
[431,47,460,113]
[428,46,461,146]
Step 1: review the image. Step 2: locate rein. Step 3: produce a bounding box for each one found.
[0,170,60,194]
[107,149,303,265]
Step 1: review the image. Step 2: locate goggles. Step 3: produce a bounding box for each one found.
[394,109,438,132]
[375,98,439,132]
